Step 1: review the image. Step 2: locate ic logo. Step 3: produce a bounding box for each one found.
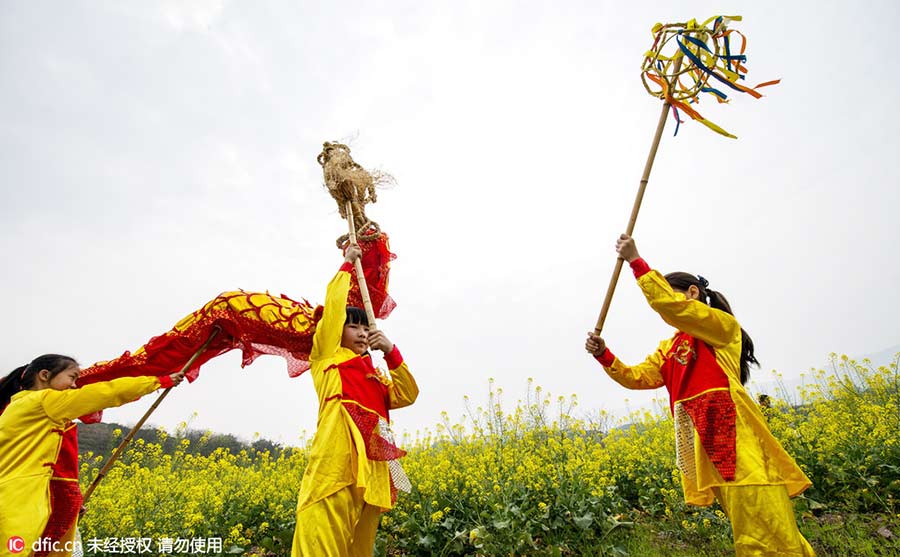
[7,536,25,553]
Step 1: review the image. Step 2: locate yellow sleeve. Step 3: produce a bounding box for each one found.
[311,266,352,360]
[637,270,741,348]
[388,362,419,409]
[602,339,668,390]
[41,376,161,422]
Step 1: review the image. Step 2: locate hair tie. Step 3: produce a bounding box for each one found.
[697,275,710,289]
[20,365,29,380]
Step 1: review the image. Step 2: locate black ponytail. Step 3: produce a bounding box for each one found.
[0,365,29,412]
[0,354,78,412]
[664,273,758,385]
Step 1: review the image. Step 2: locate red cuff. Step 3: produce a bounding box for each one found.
[594,348,616,367]
[629,258,651,279]
[384,345,404,369]
[158,375,175,389]
[339,261,353,273]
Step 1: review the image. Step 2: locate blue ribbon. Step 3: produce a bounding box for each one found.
[677,37,746,93]
[700,86,728,100]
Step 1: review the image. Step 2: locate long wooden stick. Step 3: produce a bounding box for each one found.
[81,326,222,506]
[594,56,684,334]
[345,201,378,330]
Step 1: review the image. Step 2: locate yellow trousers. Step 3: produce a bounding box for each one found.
[713,485,815,556]
[292,486,381,557]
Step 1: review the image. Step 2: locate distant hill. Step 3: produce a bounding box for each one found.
[749,344,900,399]
[860,344,900,367]
[77,422,285,457]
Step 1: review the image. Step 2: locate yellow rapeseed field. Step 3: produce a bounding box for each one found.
[79,355,900,556]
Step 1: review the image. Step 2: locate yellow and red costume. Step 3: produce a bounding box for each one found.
[292,262,418,557]
[34,425,81,557]
[0,376,170,557]
[595,258,814,556]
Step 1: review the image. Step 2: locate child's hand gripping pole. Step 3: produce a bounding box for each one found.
[346,200,378,331]
[594,55,683,334]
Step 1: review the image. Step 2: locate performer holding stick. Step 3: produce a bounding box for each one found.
[587,16,801,556]
[290,143,418,556]
[0,355,184,557]
[587,235,813,556]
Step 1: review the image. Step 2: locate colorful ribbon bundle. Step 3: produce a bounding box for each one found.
[641,15,779,138]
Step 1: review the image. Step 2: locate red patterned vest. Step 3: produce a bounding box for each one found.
[662,332,737,482]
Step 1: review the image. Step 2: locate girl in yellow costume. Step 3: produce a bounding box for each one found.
[292,245,419,557]
[586,234,814,557]
[0,354,184,557]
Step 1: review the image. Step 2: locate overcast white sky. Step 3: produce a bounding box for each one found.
[3,1,899,446]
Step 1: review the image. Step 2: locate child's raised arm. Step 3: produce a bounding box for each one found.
[636,271,740,348]
[312,245,362,360]
[616,235,740,348]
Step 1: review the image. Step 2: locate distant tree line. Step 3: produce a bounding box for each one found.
[77,422,284,457]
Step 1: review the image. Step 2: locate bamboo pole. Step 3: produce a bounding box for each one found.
[81,326,222,507]
[594,55,684,334]
[345,201,378,330]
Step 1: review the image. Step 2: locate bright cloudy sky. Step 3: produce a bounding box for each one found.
[3,0,899,445]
